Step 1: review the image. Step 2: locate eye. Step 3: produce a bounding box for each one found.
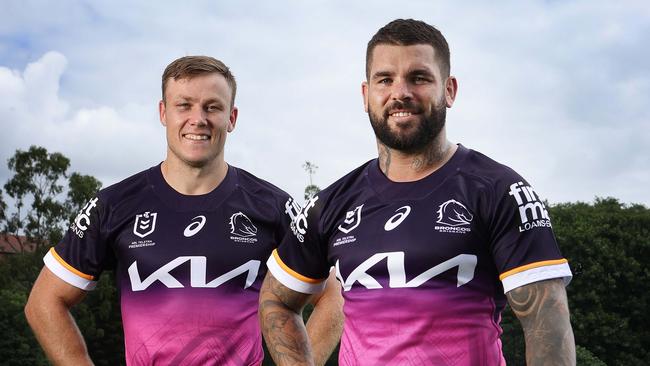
[378,78,392,85]
[176,103,190,110]
[413,76,430,84]
[206,105,222,112]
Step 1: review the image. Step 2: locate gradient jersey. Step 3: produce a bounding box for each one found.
[45,164,291,366]
[268,145,572,366]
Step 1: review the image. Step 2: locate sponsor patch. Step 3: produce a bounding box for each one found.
[285,196,318,243]
[70,197,99,239]
[508,182,552,232]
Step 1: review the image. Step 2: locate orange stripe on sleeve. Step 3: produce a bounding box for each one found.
[272,249,323,284]
[499,258,568,280]
[50,248,95,281]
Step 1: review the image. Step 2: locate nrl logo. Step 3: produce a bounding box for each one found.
[229,212,257,238]
[338,205,363,234]
[133,211,158,238]
[436,200,473,227]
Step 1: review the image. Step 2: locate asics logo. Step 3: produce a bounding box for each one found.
[384,206,411,231]
[184,215,207,237]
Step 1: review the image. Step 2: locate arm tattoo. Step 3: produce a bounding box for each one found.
[507,279,576,366]
[259,274,314,365]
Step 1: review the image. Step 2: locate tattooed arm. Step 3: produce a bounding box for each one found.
[259,272,315,366]
[305,271,344,366]
[507,278,576,366]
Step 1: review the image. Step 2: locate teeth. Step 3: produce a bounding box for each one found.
[391,112,412,117]
[184,134,209,141]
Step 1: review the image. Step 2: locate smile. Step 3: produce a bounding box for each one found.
[183,134,210,141]
[389,111,413,117]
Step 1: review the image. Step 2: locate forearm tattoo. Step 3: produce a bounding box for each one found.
[259,275,313,365]
[507,279,576,366]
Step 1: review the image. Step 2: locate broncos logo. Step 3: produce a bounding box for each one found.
[436,199,474,226]
[229,212,258,237]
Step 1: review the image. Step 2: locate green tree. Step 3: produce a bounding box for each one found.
[0,146,124,365]
[0,188,6,223]
[3,146,70,247]
[302,161,320,200]
[64,173,103,219]
[553,198,649,365]
[0,246,50,365]
[501,198,649,365]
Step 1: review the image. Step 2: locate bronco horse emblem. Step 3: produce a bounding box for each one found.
[436,199,474,226]
[229,212,258,237]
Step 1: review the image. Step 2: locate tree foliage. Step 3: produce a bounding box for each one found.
[302,161,321,200]
[0,247,124,365]
[2,146,103,247]
[0,146,124,365]
[65,173,102,217]
[3,146,70,246]
[0,246,49,365]
[501,198,649,365]
[0,188,6,223]
[553,198,650,365]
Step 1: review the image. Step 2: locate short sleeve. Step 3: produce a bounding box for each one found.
[44,196,114,291]
[488,174,572,293]
[272,193,294,247]
[266,194,330,294]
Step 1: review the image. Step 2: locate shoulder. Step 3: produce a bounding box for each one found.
[460,147,522,183]
[231,165,291,207]
[454,146,530,200]
[315,159,374,206]
[96,166,153,204]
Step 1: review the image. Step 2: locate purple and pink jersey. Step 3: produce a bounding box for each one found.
[268,144,572,365]
[45,164,291,365]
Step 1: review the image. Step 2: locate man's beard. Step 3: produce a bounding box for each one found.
[369,98,446,154]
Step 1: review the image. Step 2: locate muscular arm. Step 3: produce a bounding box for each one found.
[24,266,93,366]
[259,272,314,366]
[305,270,344,366]
[507,278,575,366]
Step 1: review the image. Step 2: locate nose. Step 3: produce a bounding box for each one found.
[391,79,413,101]
[189,106,207,126]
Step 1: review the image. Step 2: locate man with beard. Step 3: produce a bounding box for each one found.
[259,19,576,365]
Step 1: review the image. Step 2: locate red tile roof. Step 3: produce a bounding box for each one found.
[0,234,37,255]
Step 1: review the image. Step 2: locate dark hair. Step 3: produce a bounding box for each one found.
[161,56,237,107]
[366,19,450,79]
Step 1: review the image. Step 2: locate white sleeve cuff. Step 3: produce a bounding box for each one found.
[266,254,326,294]
[502,262,572,293]
[44,250,97,291]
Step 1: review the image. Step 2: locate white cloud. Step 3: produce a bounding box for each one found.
[0,51,163,191]
[0,0,648,206]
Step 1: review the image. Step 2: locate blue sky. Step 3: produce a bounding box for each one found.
[1,0,648,205]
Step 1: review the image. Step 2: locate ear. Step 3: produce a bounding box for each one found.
[445,76,458,108]
[227,106,238,133]
[159,100,167,126]
[361,81,369,113]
